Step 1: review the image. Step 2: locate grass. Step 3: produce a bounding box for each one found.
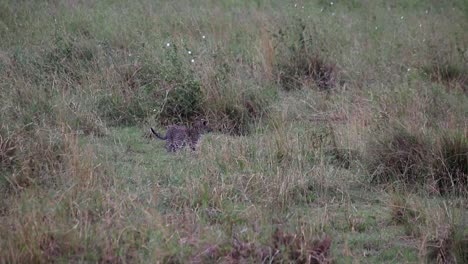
[1,0,467,263]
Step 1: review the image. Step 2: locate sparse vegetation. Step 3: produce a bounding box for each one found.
[1,0,467,263]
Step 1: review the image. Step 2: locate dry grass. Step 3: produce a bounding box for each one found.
[0,132,17,169]
[0,0,467,262]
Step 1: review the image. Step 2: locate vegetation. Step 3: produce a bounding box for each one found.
[0,0,466,262]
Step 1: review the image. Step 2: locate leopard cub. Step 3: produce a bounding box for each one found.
[150,120,211,152]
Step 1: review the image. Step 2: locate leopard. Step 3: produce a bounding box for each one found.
[150,120,211,152]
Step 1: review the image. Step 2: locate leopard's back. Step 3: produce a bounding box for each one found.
[165,125,189,152]
[152,120,211,152]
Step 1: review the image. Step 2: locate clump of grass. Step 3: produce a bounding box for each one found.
[0,131,17,170]
[423,63,468,93]
[197,50,277,135]
[421,43,468,93]
[388,193,424,236]
[277,53,338,91]
[433,132,467,194]
[364,125,430,185]
[44,35,97,82]
[3,128,69,191]
[387,193,466,263]
[271,228,332,263]
[223,228,332,263]
[208,88,273,135]
[364,125,467,195]
[423,204,467,264]
[426,225,458,264]
[273,18,339,91]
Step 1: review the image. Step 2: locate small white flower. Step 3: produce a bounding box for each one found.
[419,23,422,28]
[332,12,335,16]
[202,35,206,39]
[153,109,157,112]
[191,59,195,63]
[330,2,334,5]
[166,43,170,47]
[129,53,132,57]
[294,4,297,8]
[400,16,404,20]
[425,10,428,14]
[375,26,378,30]
[302,6,304,9]
[188,51,192,54]
[320,8,324,12]
[407,68,411,72]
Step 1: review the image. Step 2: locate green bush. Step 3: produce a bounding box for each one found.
[95,42,203,126]
[160,79,203,123]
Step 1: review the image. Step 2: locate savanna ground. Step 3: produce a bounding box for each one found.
[0,0,467,263]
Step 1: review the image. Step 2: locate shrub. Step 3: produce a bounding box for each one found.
[157,43,203,124]
[96,42,203,126]
[159,78,203,123]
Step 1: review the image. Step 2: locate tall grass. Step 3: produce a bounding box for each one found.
[1,0,467,262]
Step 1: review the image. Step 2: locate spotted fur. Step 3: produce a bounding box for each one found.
[150,120,211,152]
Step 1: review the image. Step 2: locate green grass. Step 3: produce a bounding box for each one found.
[1,0,467,262]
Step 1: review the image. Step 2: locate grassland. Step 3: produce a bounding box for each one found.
[0,0,467,263]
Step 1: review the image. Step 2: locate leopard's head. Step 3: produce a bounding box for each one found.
[193,119,212,134]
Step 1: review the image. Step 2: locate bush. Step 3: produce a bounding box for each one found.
[96,42,203,126]
[160,79,203,123]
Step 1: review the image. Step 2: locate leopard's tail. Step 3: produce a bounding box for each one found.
[150,127,167,140]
